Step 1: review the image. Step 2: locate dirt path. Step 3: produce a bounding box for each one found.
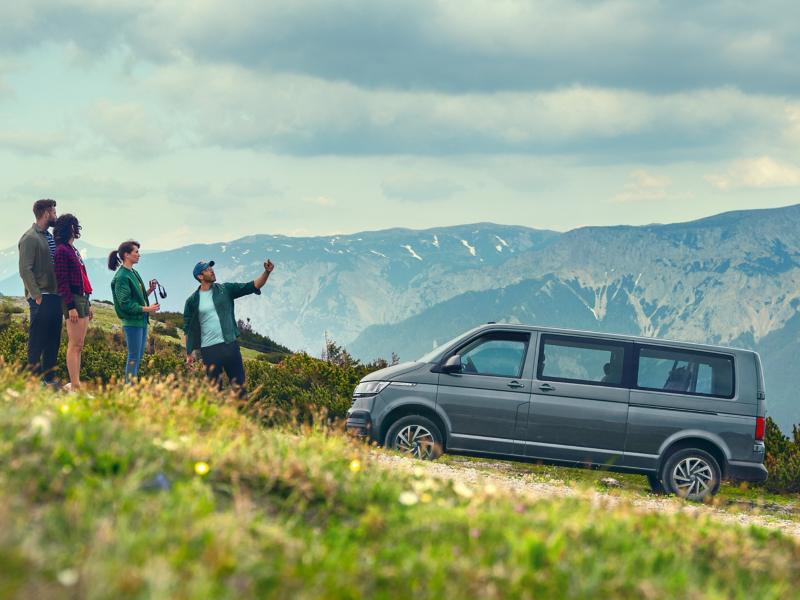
[373,452,800,539]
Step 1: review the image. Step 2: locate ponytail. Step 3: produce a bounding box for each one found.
[107,250,121,271]
[108,240,141,271]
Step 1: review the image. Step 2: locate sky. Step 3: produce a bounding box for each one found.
[2,0,800,250]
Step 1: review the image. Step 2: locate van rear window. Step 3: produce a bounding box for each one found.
[635,346,735,399]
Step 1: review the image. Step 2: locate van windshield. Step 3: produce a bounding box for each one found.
[416,327,481,363]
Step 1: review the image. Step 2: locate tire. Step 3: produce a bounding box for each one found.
[384,415,444,460]
[661,448,721,501]
[646,473,666,495]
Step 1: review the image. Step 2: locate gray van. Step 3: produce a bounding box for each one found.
[346,324,768,501]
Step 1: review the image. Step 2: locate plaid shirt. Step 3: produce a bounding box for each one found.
[54,243,89,310]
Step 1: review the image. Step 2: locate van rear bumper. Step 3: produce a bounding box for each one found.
[726,460,768,482]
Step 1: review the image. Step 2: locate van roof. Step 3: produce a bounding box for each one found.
[474,323,754,357]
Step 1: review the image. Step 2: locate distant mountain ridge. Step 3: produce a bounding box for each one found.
[2,206,798,429]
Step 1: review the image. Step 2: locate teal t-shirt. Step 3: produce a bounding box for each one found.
[198,290,225,347]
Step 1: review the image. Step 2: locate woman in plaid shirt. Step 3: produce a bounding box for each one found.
[53,214,94,394]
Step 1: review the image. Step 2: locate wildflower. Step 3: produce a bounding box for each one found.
[453,482,473,498]
[398,491,419,506]
[5,388,20,399]
[60,404,70,413]
[413,467,424,477]
[161,440,179,452]
[469,528,481,538]
[484,483,497,495]
[350,459,361,472]
[30,415,52,436]
[420,493,432,503]
[195,462,209,475]
[57,568,79,587]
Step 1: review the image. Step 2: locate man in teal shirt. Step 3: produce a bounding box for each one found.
[184,259,275,396]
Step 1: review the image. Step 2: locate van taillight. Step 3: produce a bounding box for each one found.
[755,417,765,442]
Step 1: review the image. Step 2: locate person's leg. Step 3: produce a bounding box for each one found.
[199,344,224,391]
[220,341,247,398]
[123,326,145,384]
[26,298,45,377]
[40,296,63,383]
[65,316,89,387]
[134,324,148,379]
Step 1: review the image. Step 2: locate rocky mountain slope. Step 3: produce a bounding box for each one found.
[350,205,800,430]
[2,206,797,428]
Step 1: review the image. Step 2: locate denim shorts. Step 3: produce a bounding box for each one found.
[62,294,91,319]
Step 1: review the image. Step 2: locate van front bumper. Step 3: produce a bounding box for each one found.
[726,460,769,482]
[345,410,373,439]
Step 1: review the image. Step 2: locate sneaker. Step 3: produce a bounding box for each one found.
[42,381,65,392]
[63,383,78,396]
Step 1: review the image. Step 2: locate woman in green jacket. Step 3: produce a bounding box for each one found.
[108,241,161,383]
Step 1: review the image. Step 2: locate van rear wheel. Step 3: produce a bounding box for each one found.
[385,415,443,460]
[661,448,721,502]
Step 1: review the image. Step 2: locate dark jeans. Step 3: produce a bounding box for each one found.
[200,341,246,397]
[27,295,63,382]
[123,324,148,384]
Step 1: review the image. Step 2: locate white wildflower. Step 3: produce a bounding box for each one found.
[398,491,419,506]
[30,415,52,436]
[57,568,79,587]
[453,482,473,498]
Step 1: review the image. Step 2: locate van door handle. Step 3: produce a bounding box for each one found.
[507,381,524,389]
[538,383,556,392]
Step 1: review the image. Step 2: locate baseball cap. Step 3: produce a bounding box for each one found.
[192,260,215,281]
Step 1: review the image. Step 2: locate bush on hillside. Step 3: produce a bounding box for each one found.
[755,417,800,495]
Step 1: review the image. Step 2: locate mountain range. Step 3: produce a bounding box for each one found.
[2,206,798,430]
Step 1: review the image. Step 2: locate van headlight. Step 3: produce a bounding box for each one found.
[353,381,390,396]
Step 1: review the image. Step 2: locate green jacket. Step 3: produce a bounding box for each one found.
[18,223,57,300]
[111,267,150,327]
[183,281,260,354]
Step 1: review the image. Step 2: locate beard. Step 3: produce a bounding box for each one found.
[48,215,57,227]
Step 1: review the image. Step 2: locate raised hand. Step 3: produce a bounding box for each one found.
[264,260,275,273]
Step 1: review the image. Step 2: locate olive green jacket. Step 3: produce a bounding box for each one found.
[18,224,57,300]
[183,282,260,354]
[111,267,150,327]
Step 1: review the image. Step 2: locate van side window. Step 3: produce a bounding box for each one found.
[635,346,735,399]
[456,334,529,378]
[537,335,629,387]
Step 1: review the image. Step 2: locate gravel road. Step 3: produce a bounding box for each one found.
[374,452,800,539]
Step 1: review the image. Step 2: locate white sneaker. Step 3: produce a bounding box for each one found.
[63,383,77,396]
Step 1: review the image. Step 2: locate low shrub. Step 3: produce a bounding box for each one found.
[756,417,800,494]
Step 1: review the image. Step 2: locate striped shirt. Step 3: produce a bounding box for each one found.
[44,231,56,262]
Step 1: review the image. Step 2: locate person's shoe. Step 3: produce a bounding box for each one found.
[63,383,78,396]
[43,381,65,392]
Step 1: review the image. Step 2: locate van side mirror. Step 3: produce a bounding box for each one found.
[441,355,463,374]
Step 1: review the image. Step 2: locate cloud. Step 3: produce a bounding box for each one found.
[704,156,800,191]
[0,128,69,155]
[147,62,789,157]
[166,178,209,197]
[611,169,692,203]
[5,1,800,96]
[226,178,280,197]
[302,196,335,206]
[12,174,149,199]
[84,98,170,158]
[382,172,464,202]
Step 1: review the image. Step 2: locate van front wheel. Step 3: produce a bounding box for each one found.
[385,416,443,460]
[661,448,721,501]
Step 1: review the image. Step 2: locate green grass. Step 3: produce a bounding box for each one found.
[2,368,800,599]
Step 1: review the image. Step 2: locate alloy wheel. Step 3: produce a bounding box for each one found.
[393,425,435,459]
[670,457,714,500]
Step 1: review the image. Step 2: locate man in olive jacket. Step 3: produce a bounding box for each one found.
[184,259,274,396]
[18,199,62,384]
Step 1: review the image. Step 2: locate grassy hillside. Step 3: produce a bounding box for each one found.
[2,368,800,599]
